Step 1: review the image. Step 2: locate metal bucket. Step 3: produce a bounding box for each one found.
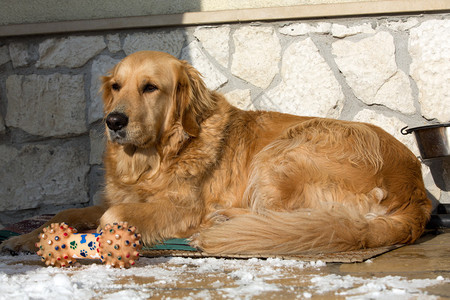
[401,123,450,160]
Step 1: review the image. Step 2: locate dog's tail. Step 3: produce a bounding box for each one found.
[193,189,430,255]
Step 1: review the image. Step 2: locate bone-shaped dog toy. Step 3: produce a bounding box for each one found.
[36,222,141,268]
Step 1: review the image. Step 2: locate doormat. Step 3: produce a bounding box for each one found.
[1,215,403,263]
[142,238,404,263]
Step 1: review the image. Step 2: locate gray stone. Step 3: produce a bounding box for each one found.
[5,74,87,137]
[231,26,281,89]
[353,109,419,156]
[332,32,401,108]
[409,20,450,122]
[263,38,344,118]
[36,36,106,68]
[123,30,185,58]
[92,190,104,206]
[181,41,227,90]
[0,45,9,66]
[0,141,90,211]
[194,26,230,68]
[9,43,30,67]
[90,55,121,124]
[0,113,5,133]
[90,128,106,165]
[89,165,105,206]
[225,89,255,110]
[106,34,122,53]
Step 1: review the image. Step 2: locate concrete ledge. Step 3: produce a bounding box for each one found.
[1,0,449,37]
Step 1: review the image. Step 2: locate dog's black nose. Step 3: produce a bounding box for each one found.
[106,112,128,131]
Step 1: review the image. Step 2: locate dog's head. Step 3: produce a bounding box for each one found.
[101,51,212,148]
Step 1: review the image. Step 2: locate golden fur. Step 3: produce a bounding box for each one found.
[1,51,431,255]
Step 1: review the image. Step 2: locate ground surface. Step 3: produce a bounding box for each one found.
[0,230,449,299]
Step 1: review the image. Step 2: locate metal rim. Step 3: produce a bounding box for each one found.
[401,123,450,135]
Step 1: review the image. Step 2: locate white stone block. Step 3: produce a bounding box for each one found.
[382,18,419,31]
[0,45,9,66]
[123,30,185,58]
[409,20,450,122]
[353,109,419,156]
[0,142,90,211]
[181,41,227,91]
[194,26,230,68]
[225,89,254,110]
[331,23,375,38]
[263,38,344,118]
[231,26,281,89]
[279,22,331,36]
[441,191,450,204]
[90,55,122,124]
[372,70,415,114]
[37,36,106,68]
[9,43,30,67]
[333,32,412,112]
[5,74,87,137]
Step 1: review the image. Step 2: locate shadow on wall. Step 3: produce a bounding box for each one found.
[0,1,204,226]
[120,0,203,63]
[427,158,450,228]
[91,0,203,122]
[89,1,204,204]
[427,158,450,192]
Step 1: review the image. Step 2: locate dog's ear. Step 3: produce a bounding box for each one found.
[100,69,116,114]
[175,61,210,137]
[181,106,200,137]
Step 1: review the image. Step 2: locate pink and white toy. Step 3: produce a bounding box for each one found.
[36,222,141,268]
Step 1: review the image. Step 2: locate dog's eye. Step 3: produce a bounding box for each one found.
[143,84,157,93]
[111,83,120,91]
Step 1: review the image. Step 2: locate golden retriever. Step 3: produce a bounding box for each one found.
[1,51,431,255]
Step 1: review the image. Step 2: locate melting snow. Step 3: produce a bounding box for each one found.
[0,254,447,299]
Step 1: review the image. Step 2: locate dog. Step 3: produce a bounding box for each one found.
[1,51,431,255]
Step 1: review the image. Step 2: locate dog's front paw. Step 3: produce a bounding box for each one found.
[0,233,39,255]
[99,205,125,229]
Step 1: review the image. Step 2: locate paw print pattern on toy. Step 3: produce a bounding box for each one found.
[70,241,78,250]
[36,222,141,268]
[88,241,96,250]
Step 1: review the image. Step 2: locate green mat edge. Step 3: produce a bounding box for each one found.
[0,230,20,242]
[146,238,197,251]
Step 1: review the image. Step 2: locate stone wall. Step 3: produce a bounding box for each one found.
[0,13,449,225]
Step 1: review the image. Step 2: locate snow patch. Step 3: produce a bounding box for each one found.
[0,254,447,299]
